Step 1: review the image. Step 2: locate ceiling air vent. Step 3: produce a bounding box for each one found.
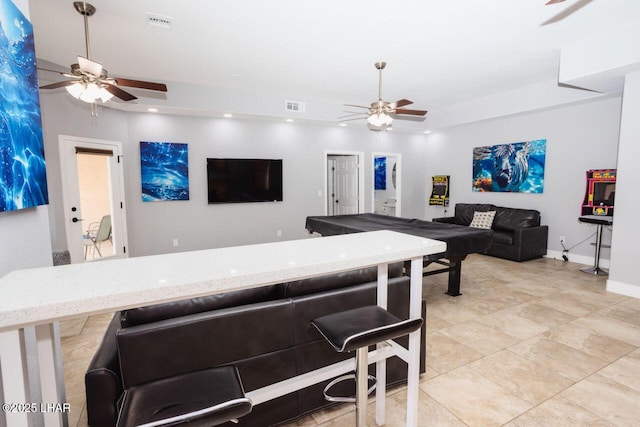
[146,13,173,29]
[285,100,305,113]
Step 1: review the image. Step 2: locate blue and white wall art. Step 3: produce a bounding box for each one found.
[472,139,546,193]
[140,142,189,202]
[374,156,386,190]
[0,0,48,212]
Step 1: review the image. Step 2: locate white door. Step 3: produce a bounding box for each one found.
[59,135,129,263]
[332,155,359,215]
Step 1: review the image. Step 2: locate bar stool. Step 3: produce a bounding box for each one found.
[116,365,252,427]
[311,305,423,426]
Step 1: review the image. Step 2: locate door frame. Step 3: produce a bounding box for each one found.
[58,135,129,263]
[324,150,365,215]
[372,152,402,217]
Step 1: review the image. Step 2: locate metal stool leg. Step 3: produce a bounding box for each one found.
[356,347,368,427]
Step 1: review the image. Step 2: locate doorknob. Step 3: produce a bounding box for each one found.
[72,217,84,223]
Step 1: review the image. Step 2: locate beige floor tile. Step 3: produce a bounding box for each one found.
[421,366,531,426]
[572,312,640,347]
[388,389,466,427]
[596,351,640,392]
[474,307,550,341]
[543,321,637,363]
[600,298,640,327]
[507,335,609,382]
[426,332,484,374]
[561,373,640,426]
[536,290,615,317]
[440,319,520,355]
[59,318,87,338]
[424,299,485,325]
[506,396,614,426]
[468,350,574,405]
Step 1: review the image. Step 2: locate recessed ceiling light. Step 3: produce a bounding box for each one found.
[286,118,294,123]
[223,113,233,118]
[424,130,432,134]
[147,108,158,113]
[339,123,347,127]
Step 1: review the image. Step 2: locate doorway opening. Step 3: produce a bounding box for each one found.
[372,153,401,217]
[325,151,364,216]
[58,136,128,263]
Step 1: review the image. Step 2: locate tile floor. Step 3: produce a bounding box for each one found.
[59,254,640,426]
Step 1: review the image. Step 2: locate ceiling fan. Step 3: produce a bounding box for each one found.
[39,2,167,109]
[341,61,427,131]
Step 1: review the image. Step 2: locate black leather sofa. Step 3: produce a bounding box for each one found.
[85,264,426,427]
[433,203,548,262]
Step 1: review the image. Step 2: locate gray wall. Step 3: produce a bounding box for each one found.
[37,92,623,263]
[423,96,622,262]
[124,114,429,255]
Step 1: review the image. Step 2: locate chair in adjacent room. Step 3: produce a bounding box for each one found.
[83,214,112,259]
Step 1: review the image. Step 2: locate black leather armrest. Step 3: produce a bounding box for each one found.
[512,225,549,260]
[85,314,123,427]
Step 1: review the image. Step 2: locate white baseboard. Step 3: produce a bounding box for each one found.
[545,250,609,268]
[606,279,640,299]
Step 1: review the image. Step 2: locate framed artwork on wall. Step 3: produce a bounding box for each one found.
[140,141,189,202]
[374,156,386,190]
[0,0,48,212]
[472,139,546,193]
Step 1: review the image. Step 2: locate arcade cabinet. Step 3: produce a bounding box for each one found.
[429,175,450,207]
[579,169,615,275]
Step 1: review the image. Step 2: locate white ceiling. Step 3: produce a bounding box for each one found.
[29,0,640,126]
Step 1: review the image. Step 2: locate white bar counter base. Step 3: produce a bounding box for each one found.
[0,231,446,427]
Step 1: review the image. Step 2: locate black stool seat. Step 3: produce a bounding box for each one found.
[311,305,423,353]
[116,366,252,427]
[311,305,423,426]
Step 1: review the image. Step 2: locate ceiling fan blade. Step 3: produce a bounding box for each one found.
[545,0,565,4]
[104,83,137,101]
[112,77,168,92]
[39,80,76,90]
[344,104,370,110]
[338,112,367,120]
[78,56,103,77]
[389,99,413,109]
[339,116,368,122]
[394,108,428,116]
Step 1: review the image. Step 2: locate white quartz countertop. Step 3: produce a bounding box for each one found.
[0,231,446,332]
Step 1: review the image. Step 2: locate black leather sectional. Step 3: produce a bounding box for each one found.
[433,203,548,261]
[85,264,426,427]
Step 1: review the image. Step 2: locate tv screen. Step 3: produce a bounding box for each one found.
[207,158,283,203]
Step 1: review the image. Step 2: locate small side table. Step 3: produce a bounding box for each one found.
[578,215,613,275]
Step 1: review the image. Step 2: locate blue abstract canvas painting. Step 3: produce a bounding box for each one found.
[140,142,189,202]
[0,0,48,212]
[472,139,546,193]
[374,156,386,190]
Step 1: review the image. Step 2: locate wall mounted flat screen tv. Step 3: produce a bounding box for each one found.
[207,158,283,203]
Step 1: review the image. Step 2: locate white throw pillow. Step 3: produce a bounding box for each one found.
[469,211,496,229]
